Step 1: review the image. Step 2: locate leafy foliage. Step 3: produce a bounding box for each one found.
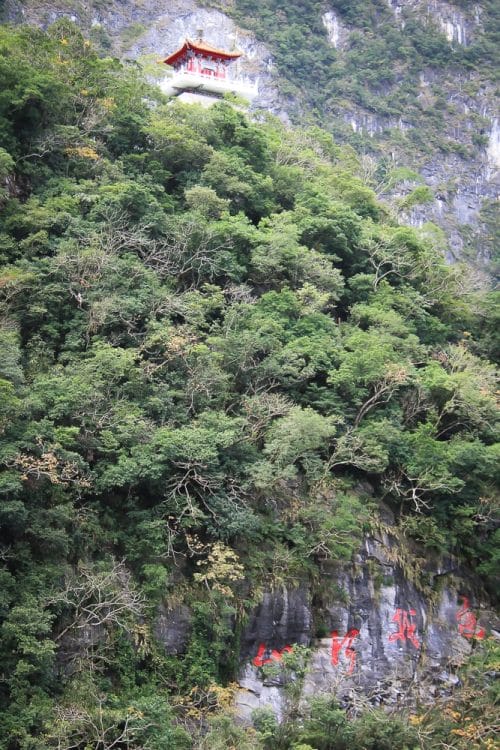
[0,21,498,750]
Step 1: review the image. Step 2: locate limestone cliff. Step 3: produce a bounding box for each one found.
[151,523,498,721]
[321,1,499,264]
[235,537,497,720]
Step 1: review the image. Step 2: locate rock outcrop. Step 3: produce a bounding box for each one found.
[385,0,482,44]
[151,528,497,722]
[233,532,498,721]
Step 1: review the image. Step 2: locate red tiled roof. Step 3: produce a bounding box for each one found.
[162,38,242,66]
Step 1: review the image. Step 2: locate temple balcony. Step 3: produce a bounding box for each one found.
[160,69,258,101]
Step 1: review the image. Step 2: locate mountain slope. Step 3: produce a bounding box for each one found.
[0,20,499,748]
[221,0,500,265]
[2,0,499,269]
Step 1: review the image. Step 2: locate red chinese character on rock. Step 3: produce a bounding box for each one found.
[331,629,360,675]
[252,643,293,667]
[388,608,420,649]
[456,597,485,640]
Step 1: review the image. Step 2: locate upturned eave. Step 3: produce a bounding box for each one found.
[162,38,242,66]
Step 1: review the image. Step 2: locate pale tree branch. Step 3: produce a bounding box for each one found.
[50,560,144,646]
[383,469,461,513]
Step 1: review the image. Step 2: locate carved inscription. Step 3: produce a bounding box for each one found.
[388,608,420,649]
[253,643,293,667]
[251,595,487,671]
[456,597,485,640]
[330,628,359,674]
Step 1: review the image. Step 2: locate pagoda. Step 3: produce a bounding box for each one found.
[160,34,258,106]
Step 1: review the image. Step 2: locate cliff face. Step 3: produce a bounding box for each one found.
[152,526,498,721]
[236,549,485,720]
[321,1,499,263]
[385,0,481,44]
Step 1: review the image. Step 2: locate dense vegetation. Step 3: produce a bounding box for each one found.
[209,0,500,266]
[0,21,498,750]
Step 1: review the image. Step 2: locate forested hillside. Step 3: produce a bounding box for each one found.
[2,0,499,264]
[0,21,499,750]
[213,0,500,265]
[222,0,499,112]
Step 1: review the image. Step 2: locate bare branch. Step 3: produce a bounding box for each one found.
[51,560,144,647]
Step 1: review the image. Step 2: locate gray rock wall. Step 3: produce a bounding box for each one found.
[233,533,497,721]
[385,0,482,44]
[154,603,192,655]
[150,531,497,722]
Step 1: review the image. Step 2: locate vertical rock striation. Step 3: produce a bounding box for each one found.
[233,533,498,721]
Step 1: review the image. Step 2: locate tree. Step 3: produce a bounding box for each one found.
[50,559,143,649]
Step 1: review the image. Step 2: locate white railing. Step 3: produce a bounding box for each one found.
[161,69,258,100]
